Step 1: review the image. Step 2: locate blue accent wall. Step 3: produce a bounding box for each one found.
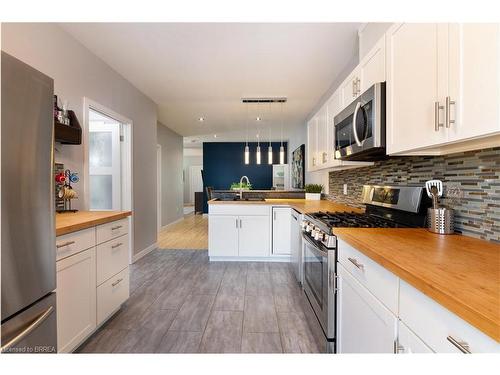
[202,142,287,212]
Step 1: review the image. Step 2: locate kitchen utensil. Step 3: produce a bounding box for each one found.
[428,207,454,234]
[425,180,443,209]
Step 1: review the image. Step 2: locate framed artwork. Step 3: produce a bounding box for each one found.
[291,144,305,189]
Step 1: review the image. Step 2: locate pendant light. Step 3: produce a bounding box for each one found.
[244,103,250,164]
[268,102,273,165]
[279,102,285,165]
[256,102,261,164]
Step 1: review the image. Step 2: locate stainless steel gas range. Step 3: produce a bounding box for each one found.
[300,184,430,353]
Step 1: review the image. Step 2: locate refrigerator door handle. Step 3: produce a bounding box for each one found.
[1,306,54,353]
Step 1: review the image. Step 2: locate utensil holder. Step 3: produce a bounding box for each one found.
[427,208,454,234]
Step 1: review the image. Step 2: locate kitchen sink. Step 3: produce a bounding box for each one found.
[214,197,265,202]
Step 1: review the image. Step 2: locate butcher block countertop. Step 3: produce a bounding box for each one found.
[333,228,500,342]
[56,211,132,236]
[208,198,364,214]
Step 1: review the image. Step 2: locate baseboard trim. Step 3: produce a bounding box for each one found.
[209,256,291,262]
[131,242,157,263]
[160,217,184,231]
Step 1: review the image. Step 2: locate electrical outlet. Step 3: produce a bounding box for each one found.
[343,184,348,195]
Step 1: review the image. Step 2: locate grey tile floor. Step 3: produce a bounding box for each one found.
[76,250,325,353]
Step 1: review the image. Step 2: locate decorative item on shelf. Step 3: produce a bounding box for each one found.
[53,95,82,145]
[425,179,454,235]
[55,168,79,213]
[305,184,323,200]
[230,182,252,191]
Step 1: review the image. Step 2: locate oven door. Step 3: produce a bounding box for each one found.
[334,82,385,161]
[302,234,330,337]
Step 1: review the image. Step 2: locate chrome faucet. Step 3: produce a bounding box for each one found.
[239,175,250,200]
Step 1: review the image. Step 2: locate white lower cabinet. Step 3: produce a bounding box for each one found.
[56,247,96,353]
[272,207,291,255]
[397,320,434,353]
[399,280,499,353]
[337,264,397,353]
[208,205,271,259]
[208,215,239,257]
[97,267,129,325]
[239,215,270,257]
[56,217,130,352]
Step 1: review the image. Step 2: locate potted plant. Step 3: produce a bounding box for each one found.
[305,184,323,200]
[230,182,252,191]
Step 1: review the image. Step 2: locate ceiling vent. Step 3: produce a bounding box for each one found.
[241,97,287,103]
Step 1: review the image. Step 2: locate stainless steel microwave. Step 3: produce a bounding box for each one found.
[334,82,386,161]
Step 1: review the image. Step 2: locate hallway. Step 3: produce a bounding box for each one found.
[158,214,208,250]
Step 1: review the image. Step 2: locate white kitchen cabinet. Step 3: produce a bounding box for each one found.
[447,23,500,142]
[316,105,329,168]
[399,280,500,353]
[238,215,270,257]
[96,233,130,285]
[97,267,129,325]
[337,264,398,353]
[387,23,500,155]
[386,23,447,154]
[290,209,302,283]
[359,36,386,92]
[272,207,291,255]
[307,117,318,171]
[397,320,434,353]
[56,247,96,353]
[208,215,239,257]
[341,68,361,108]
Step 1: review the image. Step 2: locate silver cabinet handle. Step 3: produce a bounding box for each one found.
[111,225,123,230]
[434,101,444,131]
[348,257,364,271]
[394,341,405,354]
[352,79,357,97]
[236,218,238,228]
[445,96,456,128]
[112,278,123,287]
[239,219,242,228]
[273,211,277,220]
[1,306,54,353]
[312,157,316,166]
[322,152,327,163]
[357,78,361,94]
[111,242,123,249]
[447,336,471,354]
[56,240,75,248]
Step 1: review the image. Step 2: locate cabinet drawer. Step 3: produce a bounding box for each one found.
[56,227,96,261]
[209,204,270,216]
[96,267,129,325]
[96,234,129,285]
[337,238,399,314]
[400,280,499,353]
[96,218,129,245]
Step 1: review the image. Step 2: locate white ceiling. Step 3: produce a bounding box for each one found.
[60,23,361,144]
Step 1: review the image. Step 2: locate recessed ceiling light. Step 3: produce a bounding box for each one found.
[198,117,205,122]
[255,117,261,122]
[213,134,217,138]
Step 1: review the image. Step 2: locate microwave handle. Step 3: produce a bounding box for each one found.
[352,101,363,147]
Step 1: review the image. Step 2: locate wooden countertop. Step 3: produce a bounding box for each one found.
[333,228,500,342]
[208,198,363,214]
[56,211,132,236]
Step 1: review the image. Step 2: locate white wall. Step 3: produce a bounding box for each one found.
[358,23,393,59]
[1,23,158,256]
[157,122,184,227]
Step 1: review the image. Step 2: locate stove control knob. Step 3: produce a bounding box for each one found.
[314,230,324,241]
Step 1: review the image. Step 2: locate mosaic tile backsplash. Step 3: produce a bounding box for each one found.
[326,147,500,243]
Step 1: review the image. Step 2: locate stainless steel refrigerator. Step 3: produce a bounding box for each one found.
[1,51,57,353]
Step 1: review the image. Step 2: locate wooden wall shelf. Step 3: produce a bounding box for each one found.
[55,110,82,145]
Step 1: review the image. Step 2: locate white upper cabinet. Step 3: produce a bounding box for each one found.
[387,23,500,155]
[447,23,500,141]
[306,117,318,171]
[359,37,386,92]
[326,89,343,168]
[317,104,329,167]
[386,23,448,154]
[340,68,361,108]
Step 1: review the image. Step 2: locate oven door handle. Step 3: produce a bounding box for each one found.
[302,233,329,257]
[352,101,363,147]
